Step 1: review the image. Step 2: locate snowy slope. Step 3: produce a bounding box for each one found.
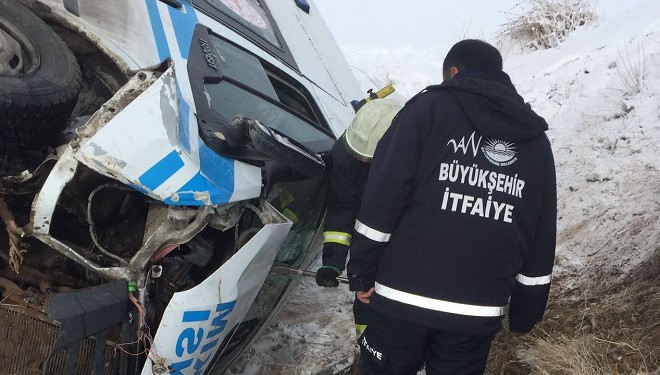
[229,0,659,372]
[505,0,660,293]
[322,0,660,294]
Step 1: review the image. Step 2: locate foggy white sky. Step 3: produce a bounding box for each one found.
[314,0,523,51]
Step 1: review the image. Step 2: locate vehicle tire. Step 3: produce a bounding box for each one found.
[248,121,325,178]
[0,0,81,148]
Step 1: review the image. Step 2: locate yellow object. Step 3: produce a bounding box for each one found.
[323,231,352,246]
[366,84,395,102]
[282,207,299,223]
[355,324,367,339]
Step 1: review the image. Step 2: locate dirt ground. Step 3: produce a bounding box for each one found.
[485,251,660,375]
[232,249,659,375]
[341,251,660,375]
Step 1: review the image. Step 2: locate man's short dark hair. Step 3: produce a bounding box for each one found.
[443,39,503,76]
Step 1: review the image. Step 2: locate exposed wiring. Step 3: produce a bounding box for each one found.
[128,291,162,362]
[116,336,147,357]
[152,244,180,262]
[350,64,378,87]
[117,291,163,363]
[86,183,132,266]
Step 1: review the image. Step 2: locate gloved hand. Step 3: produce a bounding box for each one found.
[316,266,341,287]
[347,271,375,292]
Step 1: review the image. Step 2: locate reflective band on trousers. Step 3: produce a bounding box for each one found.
[355,324,367,339]
[323,231,352,246]
[354,220,391,242]
[516,273,552,286]
[374,282,506,317]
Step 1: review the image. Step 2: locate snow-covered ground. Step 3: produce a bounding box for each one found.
[229,0,660,373]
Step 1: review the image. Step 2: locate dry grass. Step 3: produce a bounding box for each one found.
[344,252,660,374]
[488,250,660,374]
[519,335,613,374]
[616,41,648,94]
[498,0,598,50]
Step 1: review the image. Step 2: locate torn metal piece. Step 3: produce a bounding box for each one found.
[147,199,292,374]
[130,204,214,281]
[29,146,79,235]
[0,146,66,196]
[74,69,160,142]
[209,202,244,231]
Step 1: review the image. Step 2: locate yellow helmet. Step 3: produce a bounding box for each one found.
[343,98,402,162]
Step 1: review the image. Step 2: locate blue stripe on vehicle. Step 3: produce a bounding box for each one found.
[182,310,211,322]
[199,144,235,196]
[138,150,185,191]
[163,172,207,205]
[145,0,238,205]
[168,1,198,59]
[163,171,232,206]
[162,146,234,205]
[144,0,170,60]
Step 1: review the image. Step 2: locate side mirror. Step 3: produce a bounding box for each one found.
[246,119,325,178]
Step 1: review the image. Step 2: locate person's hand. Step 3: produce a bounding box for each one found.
[356,287,375,304]
[315,266,341,287]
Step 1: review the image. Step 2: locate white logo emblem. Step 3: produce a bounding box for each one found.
[481,139,517,166]
[447,131,482,157]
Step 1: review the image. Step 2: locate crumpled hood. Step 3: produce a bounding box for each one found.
[443,68,548,142]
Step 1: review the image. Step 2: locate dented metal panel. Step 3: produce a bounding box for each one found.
[30,147,78,234]
[1,0,364,373]
[141,200,292,374]
[75,67,262,206]
[29,0,358,139]
[26,0,162,72]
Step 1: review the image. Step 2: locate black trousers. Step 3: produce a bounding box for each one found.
[353,297,370,339]
[359,309,496,375]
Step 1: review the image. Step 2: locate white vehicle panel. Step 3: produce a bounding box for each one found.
[32,147,79,234]
[32,0,359,139]
[35,0,161,71]
[75,67,262,205]
[142,202,292,374]
[265,0,362,104]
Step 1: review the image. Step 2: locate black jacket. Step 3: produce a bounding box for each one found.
[347,68,557,335]
[321,136,370,271]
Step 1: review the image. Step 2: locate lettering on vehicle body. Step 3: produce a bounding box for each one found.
[169,300,236,374]
[198,38,218,70]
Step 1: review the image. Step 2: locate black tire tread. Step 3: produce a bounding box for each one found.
[0,0,82,147]
[0,85,80,144]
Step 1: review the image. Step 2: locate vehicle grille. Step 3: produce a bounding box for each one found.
[0,305,121,375]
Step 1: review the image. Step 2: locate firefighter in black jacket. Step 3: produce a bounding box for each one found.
[315,98,402,340]
[347,39,557,374]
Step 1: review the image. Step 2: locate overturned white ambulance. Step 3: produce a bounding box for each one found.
[0,0,361,373]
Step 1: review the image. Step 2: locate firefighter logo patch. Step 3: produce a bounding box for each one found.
[482,139,517,166]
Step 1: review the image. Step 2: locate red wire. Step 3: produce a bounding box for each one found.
[127,291,161,361]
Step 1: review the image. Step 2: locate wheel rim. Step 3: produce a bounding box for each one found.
[0,14,40,77]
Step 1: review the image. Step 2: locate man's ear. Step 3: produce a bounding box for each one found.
[450,66,459,78]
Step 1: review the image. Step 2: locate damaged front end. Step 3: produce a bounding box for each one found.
[0,60,329,374]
